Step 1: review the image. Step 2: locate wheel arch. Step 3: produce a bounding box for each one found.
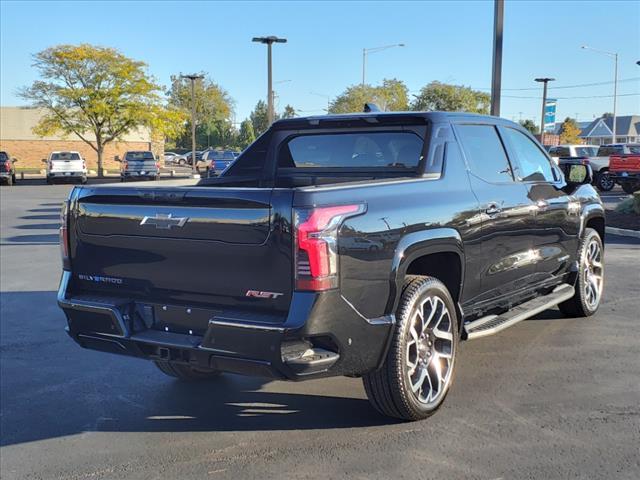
[388,228,465,315]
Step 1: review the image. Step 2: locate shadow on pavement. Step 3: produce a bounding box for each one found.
[2,234,59,244]
[15,223,59,230]
[0,291,393,447]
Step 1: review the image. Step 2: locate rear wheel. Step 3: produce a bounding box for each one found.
[363,276,459,421]
[595,170,615,192]
[620,181,639,194]
[153,360,222,381]
[559,228,604,317]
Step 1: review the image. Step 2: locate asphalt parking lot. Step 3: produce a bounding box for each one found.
[1,182,639,480]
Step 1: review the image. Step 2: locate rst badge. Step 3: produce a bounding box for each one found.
[140,213,188,230]
[246,290,284,299]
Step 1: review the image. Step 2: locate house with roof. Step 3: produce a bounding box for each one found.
[579,115,640,145]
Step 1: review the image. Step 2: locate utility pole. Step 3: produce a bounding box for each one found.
[490,0,504,116]
[253,36,287,125]
[361,43,405,87]
[181,74,204,177]
[582,46,619,143]
[535,77,555,143]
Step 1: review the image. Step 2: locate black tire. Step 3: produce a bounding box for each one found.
[559,228,604,317]
[153,360,222,381]
[6,175,13,186]
[363,276,459,421]
[595,170,615,192]
[178,159,186,166]
[46,177,52,185]
[620,181,639,195]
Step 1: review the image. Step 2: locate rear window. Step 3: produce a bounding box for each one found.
[125,151,154,161]
[279,132,423,169]
[456,124,514,183]
[597,146,623,156]
[0,152,8,161]
[550,147,571,157]
[51,152,80,160]
[628,145,640,154]
[575,147,597,157]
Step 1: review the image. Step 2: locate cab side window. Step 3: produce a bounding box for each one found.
[502,128,557,182]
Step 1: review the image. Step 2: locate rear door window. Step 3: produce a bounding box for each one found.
[279,131,423,169]
[597,145,623,156]
[455,124,514,183]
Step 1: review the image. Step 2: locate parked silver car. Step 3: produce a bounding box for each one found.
[117,151,160,181]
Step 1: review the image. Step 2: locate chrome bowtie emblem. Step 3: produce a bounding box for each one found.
[140,213,188,229]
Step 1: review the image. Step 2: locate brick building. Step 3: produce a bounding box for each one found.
[0,106,163,171]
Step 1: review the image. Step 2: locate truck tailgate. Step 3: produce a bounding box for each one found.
[70,185,293,314]
[610,154,640,173]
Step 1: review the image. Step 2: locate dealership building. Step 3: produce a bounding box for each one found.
[0,106,163,171]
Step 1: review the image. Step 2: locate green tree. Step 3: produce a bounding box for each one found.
[558,117,582,144]
[238,119,256,148]
[167,73,234,149]
[410,81,490,114]
[281,104,297,119]
[20,44,185,176]
[328,78,409,114]
[250,100,269,136]
[519,119,539,135]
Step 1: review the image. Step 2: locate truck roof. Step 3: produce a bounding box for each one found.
[271,111,517,130]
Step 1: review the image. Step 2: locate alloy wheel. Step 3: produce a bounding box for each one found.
[583,238,604,310]
[406,295,454,406]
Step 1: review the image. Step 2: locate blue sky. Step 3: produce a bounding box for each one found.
[1,0,638,125]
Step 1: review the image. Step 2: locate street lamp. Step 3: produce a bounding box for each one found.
[582,45,619,143]
[180,74,204,177]
[252,36,287,125]
[535,77,555,142]
[362,43,405,86]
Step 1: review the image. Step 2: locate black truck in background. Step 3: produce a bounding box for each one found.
[57,112,605,421]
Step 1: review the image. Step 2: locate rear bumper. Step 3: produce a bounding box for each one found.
[611,171,640,182]
[48,172,86,178]
[121,171,159,179]
[58,271,393,380]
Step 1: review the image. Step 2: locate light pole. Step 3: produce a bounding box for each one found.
[490,0,504,116]
[535,77,555,142]
[362,43,405,86]
[181,74,204,177]
[582,46,618,143]
[252,36,287,125]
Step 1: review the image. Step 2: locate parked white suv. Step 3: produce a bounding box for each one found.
[548,144,598,163]
[43,151,88,184]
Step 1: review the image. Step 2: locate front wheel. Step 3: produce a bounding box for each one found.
[363,276,459,421]
[559,228,604,317]
[595,170,615,192]
[154,360,222,381]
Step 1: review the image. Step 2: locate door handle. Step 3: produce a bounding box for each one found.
[485,203,502,216]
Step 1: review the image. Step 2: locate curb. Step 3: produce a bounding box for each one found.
[606,226,640,239]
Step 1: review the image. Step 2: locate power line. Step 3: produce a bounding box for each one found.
[473,76,640,91]
[503,92,639,99]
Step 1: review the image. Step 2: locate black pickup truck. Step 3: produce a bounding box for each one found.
[57,111,605,421]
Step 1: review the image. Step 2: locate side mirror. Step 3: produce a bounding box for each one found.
[12,158,18,163]
[114,155,121,162]
[41,158,47,163]
[560,162,593,186]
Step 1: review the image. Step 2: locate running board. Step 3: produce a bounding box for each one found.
[464,284,575,340]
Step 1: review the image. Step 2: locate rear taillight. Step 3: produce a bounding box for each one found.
[60,201,70,270]
[3,162,10,172]
[82,160,86,170]
[123,161,128,169]
[294,204,365,291]
[156,162,160,169]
